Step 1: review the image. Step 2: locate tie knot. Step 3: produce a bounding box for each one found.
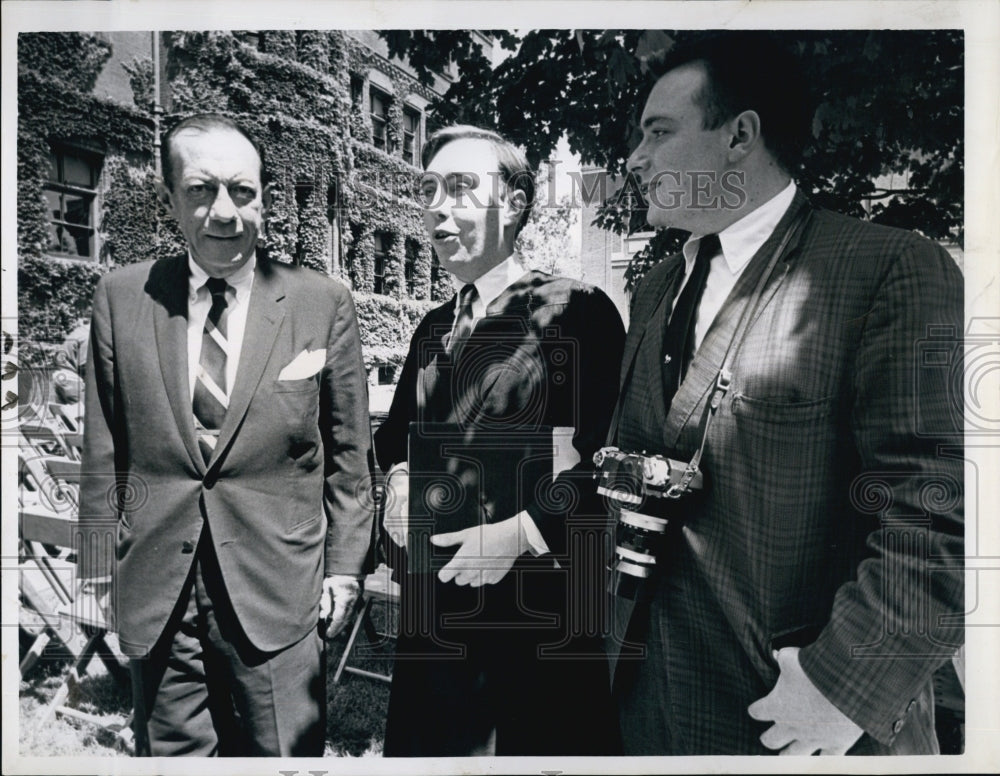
[696,234,721,263]
[205,277,230,299]
[458,283,478,309]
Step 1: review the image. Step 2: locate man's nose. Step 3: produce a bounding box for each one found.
[209,186,239,223]
[626,142,646,180]
[425,194,450,220]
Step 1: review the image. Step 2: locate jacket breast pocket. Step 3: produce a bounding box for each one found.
[730,392,837,425]
[271,378,320,439]
[726,392,843,513]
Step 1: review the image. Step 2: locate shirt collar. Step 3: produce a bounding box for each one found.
[451,253,526,310]
[188,253,256,304]
[683,180,797,274]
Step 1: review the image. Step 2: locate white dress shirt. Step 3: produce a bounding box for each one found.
[450,253,554,556]
[187,255,256,400]
[674,181,797,349]
[450,253,527,326]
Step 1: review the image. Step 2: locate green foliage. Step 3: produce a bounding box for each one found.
[17,32,112,93]
[18,70,153,155]
[353,292,437,370]
[18,30,443,369]
[167,31,348,125]
[517,171,580,277]
[18,255,105,353]
[262,30,297,59]
[99,157,187,265]
[121,56,154,110]
[296,30,331,71]
[17,134,50,260]
[378,29,964,288]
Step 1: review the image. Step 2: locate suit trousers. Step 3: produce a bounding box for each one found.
[129,532,325,756]
[384,566,621,756]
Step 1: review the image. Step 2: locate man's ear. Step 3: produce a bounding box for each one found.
[725,109,762,162]
[154,178,174,213]
[504,188,528,229]
[261,183,273,217]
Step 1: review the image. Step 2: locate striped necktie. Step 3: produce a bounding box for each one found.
[193,277,233,463]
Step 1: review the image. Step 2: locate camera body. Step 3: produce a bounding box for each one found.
[593,446,703,599]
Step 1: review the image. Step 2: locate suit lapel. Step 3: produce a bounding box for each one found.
[209,260,285,469]
[621,258,685,433]
[419,299,456,420]
[664,193,812,449]
[150,256,206,474]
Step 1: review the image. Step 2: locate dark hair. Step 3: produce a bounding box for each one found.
[421,124,536,237]
[160,113,268,190]
[648,32,814,172]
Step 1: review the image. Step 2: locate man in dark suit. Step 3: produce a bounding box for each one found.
[374,125,625,755]
[78,114,373,756]
[609,33,964,755]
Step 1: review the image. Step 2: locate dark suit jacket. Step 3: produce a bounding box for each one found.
[613,192,964,753]
[79,255,373,657]
[374,270,626,755]
[375,270,626,559]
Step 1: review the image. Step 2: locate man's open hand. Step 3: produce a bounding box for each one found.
[747,646,864,755]
[430,516,525,587]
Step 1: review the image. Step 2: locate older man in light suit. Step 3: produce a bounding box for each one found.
[609,33,964,755]
[79,114,373,756]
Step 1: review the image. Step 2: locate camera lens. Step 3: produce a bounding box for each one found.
[608,509,670,599]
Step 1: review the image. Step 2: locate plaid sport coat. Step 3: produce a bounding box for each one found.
[611,191,964,754]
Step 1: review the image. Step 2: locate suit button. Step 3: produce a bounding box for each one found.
[181,540,196,554]
[892,719,904,734]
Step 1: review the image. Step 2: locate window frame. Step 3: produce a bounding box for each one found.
[373,231,389,295]
[44,144,103,262]
[404,239,418,297]
[402,104,421,166]
[370,87,391,152]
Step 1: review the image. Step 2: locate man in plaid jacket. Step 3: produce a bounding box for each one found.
[610,32,964,755]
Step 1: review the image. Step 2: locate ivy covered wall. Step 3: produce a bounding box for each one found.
[17,30,452,373]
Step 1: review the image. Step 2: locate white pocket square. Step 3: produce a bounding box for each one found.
[278,349,326,380]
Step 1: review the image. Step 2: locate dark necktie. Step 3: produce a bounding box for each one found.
[193,277,233,463]
[661,234,720,408]
[444,283,478,357]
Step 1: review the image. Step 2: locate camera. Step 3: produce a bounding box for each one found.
[593,446,703,599]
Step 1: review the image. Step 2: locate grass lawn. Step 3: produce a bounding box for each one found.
[17,571,397,758]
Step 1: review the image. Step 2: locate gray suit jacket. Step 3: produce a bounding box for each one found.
[79,255,374,656]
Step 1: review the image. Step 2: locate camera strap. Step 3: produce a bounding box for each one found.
[672,206,814,495]
[606,204,814,496]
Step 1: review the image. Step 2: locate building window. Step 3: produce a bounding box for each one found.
[370,87,390,152]
[350,74,364,108]
[377,365,396,385]
[430,253,442,301]
[404,240,418,297]
[45,145,102,260]
[402,105,421,165]
[236,32,261,50]
[373,231,389,294]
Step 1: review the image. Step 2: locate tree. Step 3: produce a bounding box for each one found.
[517,171,580,278]
[380,30,963,288]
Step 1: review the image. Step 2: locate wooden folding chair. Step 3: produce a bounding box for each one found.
[18,449,133,750]
[332,569,400,685]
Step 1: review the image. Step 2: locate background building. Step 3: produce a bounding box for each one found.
[17,30,497,405]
